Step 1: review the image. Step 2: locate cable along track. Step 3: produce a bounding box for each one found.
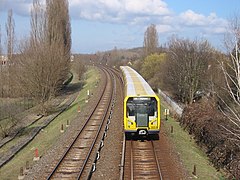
[46,67,115,180]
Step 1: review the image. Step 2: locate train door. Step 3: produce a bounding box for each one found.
[135,104,148,127]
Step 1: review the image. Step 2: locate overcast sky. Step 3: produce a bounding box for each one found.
[0,0,239,53]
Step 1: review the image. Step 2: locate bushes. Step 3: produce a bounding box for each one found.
[180,99,240,179]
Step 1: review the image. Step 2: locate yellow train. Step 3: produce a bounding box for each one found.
[120,66,160,139]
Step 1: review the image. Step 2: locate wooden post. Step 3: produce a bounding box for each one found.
[18,167,24,179]
[66,120,70,127]
[60,124,64,133]
[192,164,197,176]
[24,160,30,174]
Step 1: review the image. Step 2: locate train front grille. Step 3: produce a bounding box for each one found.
[136,113,148,127]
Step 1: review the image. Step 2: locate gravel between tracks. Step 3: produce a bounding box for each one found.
[91,73,123,180]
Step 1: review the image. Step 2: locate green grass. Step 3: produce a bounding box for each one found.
[0,98,35,122]
[0,67,100,179]
[160,102,226,180]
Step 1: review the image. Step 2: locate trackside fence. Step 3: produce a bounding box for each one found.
[158,89,183,117]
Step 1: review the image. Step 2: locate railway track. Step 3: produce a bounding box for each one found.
[122,138,163,180]
[120,133,184,180]
[45,67,116,179]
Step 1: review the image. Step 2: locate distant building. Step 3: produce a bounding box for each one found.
[70,55,74,62]
[0,56,8,66]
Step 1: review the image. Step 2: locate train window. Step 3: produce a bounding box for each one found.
[133,97,150,101]
[127,98,135,116]
[127,97,157,117]
[148,98,157,116]
[136,104,147,114]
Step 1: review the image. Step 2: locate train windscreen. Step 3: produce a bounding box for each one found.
[126,97,157,117]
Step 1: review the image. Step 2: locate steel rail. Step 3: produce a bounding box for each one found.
[46,67,112,179]
[77,67,114,179]
[127,140,163,180]
[119,133,126,180]
[130,140,134,180]
[151,141,163,180]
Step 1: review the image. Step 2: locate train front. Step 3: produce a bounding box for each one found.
[124,95,160,137]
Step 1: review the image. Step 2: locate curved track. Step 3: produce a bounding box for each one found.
[45,67,115,180]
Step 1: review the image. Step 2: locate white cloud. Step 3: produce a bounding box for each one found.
[124,0,170,16]
[68,1,227,36]
[69,0,171,24]
[0,0,45,16]
[130,17,151,25]
[179,10,227,33]
[1,1,227,32]
[0,0,229,44]
[156,24,174,33]
[180,10,206,26]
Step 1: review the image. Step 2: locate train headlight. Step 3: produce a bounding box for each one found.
[127,119,135,128]
[151,120,157,126]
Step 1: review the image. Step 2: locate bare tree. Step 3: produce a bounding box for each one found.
[45,0,71,96]
[5,9,15,61]
[30,0,46,47]
[219,14,240,147]
[19,0,71,114]
[166,37,213,104]
[0,10,19,137]
[72,57,86,81]
[4,9,15,98]
[0,25,2,56]
[143,24,159,56]
[17,0,45,100]
[0,25,3,97]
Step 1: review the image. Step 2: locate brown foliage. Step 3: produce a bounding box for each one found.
[180,99,240,178]
[18,0,71,113]
[165,37,213,104]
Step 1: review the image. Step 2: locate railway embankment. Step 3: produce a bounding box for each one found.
[159,88,239,179]
[181,100,240,179]
[0,92,77,168]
